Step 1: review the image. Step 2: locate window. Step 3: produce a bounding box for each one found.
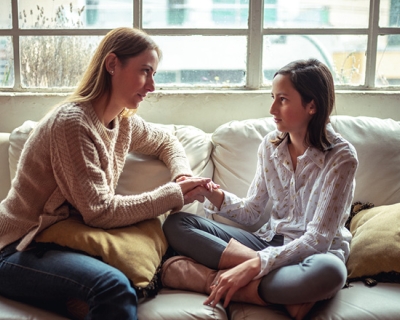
[0,0,399,91]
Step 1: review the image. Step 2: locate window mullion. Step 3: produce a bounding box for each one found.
[134,0,142,29]
[246,0,263,89]
[365,0,380,88]
[11,0,20,90]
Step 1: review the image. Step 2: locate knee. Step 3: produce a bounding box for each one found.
[163,211,190,238]
[305,254,347,295]
[320,254,346,285]
[87,269,138,319]
[94,268,137,301]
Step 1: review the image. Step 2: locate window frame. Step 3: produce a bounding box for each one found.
[0,0,399,92]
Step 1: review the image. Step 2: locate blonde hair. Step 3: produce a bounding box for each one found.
[66,27,161,117]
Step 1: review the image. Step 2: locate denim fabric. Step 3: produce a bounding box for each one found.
[0,241,138,319]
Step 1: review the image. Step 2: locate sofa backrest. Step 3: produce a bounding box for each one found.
[209,117,276,230]
[331,115,400,206]
[0,133,11,202]
[4,115,400,218]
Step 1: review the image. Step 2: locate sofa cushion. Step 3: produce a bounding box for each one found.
[0,132,10,202]
[331,116,400,206]
[138,289,228,320]
[210,117,276,229]
[35,214,168,296]
[229,282,400,320]
[211,117,276,198]
[347,203,400,280]
[114,122,214,216]
[8,120,37,182]
[0,295,69,320]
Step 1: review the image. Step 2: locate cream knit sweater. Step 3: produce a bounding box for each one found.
[0,102,192,251]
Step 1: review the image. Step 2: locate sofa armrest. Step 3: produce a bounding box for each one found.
[0,132,10,202]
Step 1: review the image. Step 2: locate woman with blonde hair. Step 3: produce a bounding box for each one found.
[0,27,210,320]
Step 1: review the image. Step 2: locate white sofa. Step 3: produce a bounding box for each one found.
[1,115,400,320]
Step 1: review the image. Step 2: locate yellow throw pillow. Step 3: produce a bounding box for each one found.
[347,203,400,280]
[35,214,168,296]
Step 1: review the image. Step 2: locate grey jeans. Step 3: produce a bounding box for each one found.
[163,211,347,304]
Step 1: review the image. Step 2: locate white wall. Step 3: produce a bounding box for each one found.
[0,90,399,133]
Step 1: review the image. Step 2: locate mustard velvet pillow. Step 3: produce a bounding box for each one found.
[347,203,400,280]
[35,214,168,296]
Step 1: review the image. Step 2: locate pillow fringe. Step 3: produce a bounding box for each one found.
[347,271,400,287]
[345,201,375,230]
[135,263,163,299]
[136,246,177,299]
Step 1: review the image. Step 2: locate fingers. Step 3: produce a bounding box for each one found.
[176,176,218,191]
[205,181,220,191]
[223,288,234,308]
[175,175,188,182]
[211,181,220,189]
[203,285,219,307]
[204,275,220,306]
[203,282,236,308]
[177,177,221,205]
[179,177,211,191]
[203,264,257,308]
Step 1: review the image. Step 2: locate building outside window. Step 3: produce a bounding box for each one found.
[0,0,399,90]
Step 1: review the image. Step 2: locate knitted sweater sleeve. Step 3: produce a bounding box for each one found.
[49,111,185,229]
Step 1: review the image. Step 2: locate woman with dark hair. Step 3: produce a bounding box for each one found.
[162,59,358,320]
[0,27,210,320]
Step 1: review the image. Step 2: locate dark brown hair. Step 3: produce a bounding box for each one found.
[271,58,335,151]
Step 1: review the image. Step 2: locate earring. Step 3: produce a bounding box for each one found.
[109,70,114,75]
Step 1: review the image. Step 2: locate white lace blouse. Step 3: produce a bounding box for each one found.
[204,124,358,278]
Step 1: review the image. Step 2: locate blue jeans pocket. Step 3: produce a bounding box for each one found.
[0,241,19,260]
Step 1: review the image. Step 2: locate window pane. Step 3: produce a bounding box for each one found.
[380,0,400,27]
[263,35,367,86]
[0,0,12,29]
[18,0,133,29]
[376,35,400,86]
[0,37,14,87]
[84,0,133,28]
[264,0,369,28]
[143,0,249,28]
[153,36,246,86]
[20,36,101,88]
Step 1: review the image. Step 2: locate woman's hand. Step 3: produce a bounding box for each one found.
[176,175,219,191]
[176,177,215,204]
[176,176,220,205]
[204,257,261,308]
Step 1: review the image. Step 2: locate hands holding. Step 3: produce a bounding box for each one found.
[176,176,220,205]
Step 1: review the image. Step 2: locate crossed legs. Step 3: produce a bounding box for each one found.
[163,212,347,317]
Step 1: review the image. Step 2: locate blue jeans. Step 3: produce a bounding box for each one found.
[0,241,138,319]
